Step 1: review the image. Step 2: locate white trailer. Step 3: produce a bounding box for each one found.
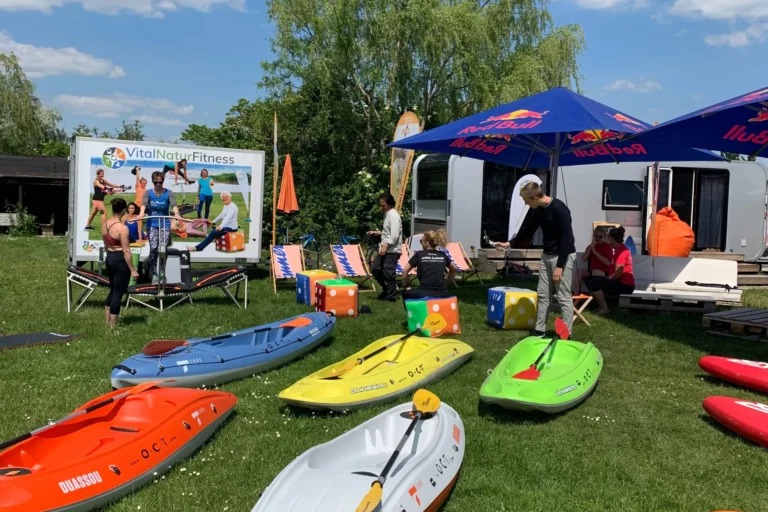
[68,137,265,265]
[411,154,768,261]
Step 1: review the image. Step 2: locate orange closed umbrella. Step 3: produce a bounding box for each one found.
[277,154,299,213]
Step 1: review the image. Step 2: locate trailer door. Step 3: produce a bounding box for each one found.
[644,165,673,252]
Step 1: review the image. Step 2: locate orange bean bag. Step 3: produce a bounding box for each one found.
[647,207,695,257]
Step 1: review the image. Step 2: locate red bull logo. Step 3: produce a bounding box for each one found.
[331,245,358,276]
[573,143,648,159]
[722,125,768,146]
[568,129,624,145]
[749,109,768,123]
[481,109,549,123]
[457,109,547,135]
[273,246,295,278]
[607,113,643,126]
[449,137,507,156]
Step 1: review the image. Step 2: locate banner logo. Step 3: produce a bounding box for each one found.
[273,246,294,278]
[332,245,357,276]
[102,147,126,169]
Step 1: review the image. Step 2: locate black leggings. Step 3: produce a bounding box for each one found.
[585,277,635,296]
[105,251,131,315]
[402,288,451,310]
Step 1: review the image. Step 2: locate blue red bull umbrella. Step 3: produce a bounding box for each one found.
[389,87,722,195]
[629,86,768,158]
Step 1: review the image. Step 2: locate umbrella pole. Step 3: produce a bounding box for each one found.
[650,162,660,292]
[550,133,560,198]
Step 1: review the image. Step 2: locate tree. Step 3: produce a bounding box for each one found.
[184,0,585,244]
[114,119,144,141]
[721,151,757,162]
[0,53,43,155]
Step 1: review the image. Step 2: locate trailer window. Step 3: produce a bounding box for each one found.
[417,169,448,200]
[602,180,644,211]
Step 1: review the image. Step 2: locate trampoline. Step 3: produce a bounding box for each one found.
[67,215,249,313]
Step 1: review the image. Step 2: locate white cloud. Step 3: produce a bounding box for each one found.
[670,0,768,22]
[133,115,184,126]
[0,32,124,78]
[705,23,768,47]
[55,93,193,119]
[0,0,246,17]
[604,79,662,93]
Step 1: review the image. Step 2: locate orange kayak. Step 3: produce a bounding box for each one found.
[0,386,236,512]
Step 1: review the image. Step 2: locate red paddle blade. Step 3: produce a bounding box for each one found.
[555,318,570,340]
[141,340,188,355]
[512,365,541,380]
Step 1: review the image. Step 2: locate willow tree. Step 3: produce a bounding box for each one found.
[263,0,585,171]
[0,53,43,155]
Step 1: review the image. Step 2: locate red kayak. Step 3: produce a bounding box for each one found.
[0,386,236,511]
[703,396,768,447]
[699,356,768,394]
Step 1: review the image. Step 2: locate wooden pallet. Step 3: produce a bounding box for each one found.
[703,308,768,341]
[619,293,716,313]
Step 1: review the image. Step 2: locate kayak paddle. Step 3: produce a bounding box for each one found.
[355,389,441,512]
[512,318,570,380]
[0,380,165,452]
[328,313,445,378]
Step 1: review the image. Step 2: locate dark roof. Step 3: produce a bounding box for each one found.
[0,155,69,179]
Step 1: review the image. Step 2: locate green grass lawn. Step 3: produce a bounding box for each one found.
[2,237,768,511]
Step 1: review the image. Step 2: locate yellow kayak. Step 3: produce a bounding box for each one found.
[278,335,474,410]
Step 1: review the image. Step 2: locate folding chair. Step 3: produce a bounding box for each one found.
[570,266,593,326]
[271,244,306,293]
[441,242,484,286]
[395,244,417,277]
[330,244,376,292]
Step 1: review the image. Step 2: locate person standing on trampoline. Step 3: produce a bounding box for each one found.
[101,198,139,328]
[162,158,192,185]
[139,171,181,284]
[84,169,119,230]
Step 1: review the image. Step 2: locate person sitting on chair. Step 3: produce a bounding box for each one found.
[401,229,457,310]
[581,225,613,278]
[187,191,238,252]
[585,226,635,316]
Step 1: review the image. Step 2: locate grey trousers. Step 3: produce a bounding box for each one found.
[536,252,577,332]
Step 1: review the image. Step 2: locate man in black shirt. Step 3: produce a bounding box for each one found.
[495,182,576,334]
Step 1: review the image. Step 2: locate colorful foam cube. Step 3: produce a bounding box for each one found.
[487,286,538,330]
[296,270,337,305]
[405,296,461,337]
[315,279,359,318]
[215,231,245,252]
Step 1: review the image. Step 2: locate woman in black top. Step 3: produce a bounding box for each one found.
[84,169,120,230]
[401,229,458,309]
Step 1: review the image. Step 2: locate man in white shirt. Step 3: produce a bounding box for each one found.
[187,191,239,252]
[369,193,402,301]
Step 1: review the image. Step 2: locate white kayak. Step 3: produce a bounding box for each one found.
[252,401,465,512]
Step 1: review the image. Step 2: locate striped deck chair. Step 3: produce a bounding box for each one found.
[395,244,417,277]
[440,242,484,286]
[330,244,376,292]
[270,244,305,293]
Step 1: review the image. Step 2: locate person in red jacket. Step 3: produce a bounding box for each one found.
[581,225,613,277]
[586,226,635,315]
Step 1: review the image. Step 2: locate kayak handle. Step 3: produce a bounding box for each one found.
[112,364,137,375]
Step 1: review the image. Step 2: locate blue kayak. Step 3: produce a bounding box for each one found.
[111,312,336,389]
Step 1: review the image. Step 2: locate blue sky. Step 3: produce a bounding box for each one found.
[0,0,765,141]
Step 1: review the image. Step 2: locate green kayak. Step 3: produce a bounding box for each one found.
[480,336,603,414]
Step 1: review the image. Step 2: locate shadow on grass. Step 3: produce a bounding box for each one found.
[118,315,149,326]
[699,414,762,448]
[603,309,768,360]
[699,374,752,392]
[476,401,560,425]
